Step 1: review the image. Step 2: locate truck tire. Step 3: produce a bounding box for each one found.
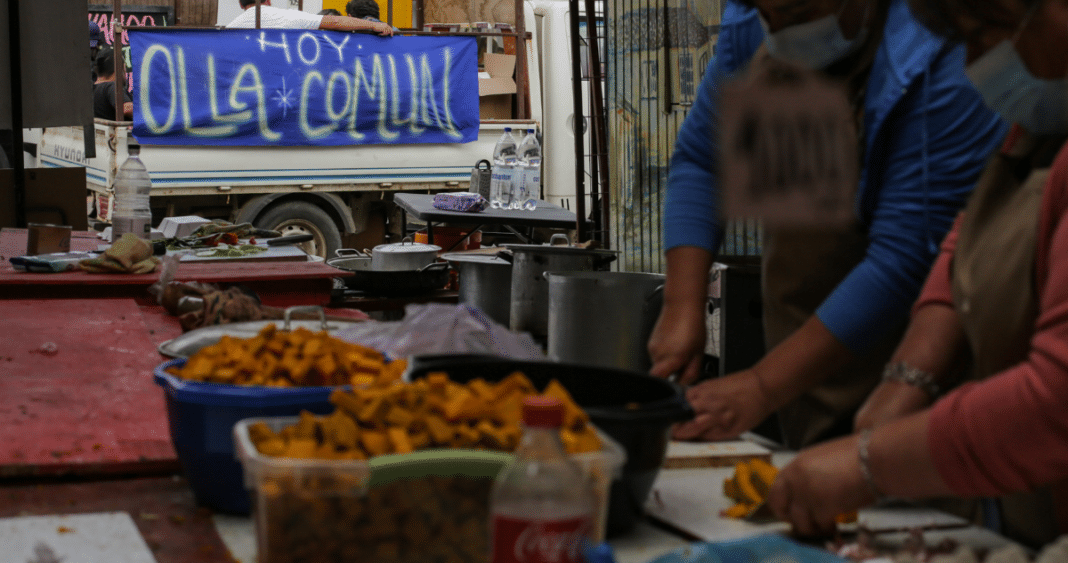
[255,201,342,259]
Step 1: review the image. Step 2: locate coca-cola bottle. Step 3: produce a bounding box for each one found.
[490,396,596,563]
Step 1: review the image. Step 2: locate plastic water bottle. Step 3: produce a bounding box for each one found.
[111,143,153,240]
[491,128,518,209]
[513,129,541,210]
[490,397,596,563]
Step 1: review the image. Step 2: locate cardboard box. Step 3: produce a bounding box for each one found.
[478,52,516,120]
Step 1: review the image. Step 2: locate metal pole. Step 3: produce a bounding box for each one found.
[113,0,125,122]
[387,0,393,26]
[255,0,261,29]
[567,0,586,240]
[582,0,610,245]
[7,0,27,228]
[513,0,528,120]
[298,0,303,9]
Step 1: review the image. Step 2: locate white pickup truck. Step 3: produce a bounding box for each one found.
[35,0,582,257]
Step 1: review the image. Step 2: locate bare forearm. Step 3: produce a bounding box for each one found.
[753,316,855,410]
[320,15,379,32]
[867,410,953,498]
[662,246,713,309]
[889,303,967,381]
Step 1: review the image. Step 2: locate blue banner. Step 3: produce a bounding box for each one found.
[129,29,480,146]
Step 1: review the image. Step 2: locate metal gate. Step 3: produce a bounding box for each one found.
[602,0,761,272]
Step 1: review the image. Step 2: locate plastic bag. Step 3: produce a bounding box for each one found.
[334,303,545,361]
[647,535,847,563]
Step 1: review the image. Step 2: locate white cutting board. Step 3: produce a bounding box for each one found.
[0,511,157,562]
[646,467,968,542]
[663,440,772,469]
[175,244,309,262]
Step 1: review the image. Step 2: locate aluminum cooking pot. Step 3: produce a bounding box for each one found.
[547,271,665,372]
[370,238,441,271]
[329,249,451,296]
[441,252,513,326]
[502,236,617,340]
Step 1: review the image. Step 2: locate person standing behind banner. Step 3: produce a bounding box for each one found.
[646,0,1006,449]
[226,0,394,35]
[346,0,400,31]
[93,48,132,120]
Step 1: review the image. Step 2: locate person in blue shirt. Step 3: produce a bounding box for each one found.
[647,0,1007,448]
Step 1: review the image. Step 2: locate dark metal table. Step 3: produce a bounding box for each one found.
[392,193,583,249]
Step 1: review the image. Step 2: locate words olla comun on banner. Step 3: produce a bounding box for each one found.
[129,30,481,146]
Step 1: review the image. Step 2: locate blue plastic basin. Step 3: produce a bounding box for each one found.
[153,357,342,514]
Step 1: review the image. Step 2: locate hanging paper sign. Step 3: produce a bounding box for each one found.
[719,59,859,226]
[128,29,480,146]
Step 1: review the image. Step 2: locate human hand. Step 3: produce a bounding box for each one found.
[648,300,706,384]
[767,435,874,537]
[374,21,394,36]
[854,380,931,431]
[671,370,773,441]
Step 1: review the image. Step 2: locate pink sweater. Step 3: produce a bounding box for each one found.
[920,131,1068,496]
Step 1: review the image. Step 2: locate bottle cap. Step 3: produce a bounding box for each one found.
[522,396,564,428]
[504,127,512,132]
[528,128,534,133]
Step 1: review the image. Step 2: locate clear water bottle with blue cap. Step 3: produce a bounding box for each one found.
[490,128,518,209]
[513,128,541,210]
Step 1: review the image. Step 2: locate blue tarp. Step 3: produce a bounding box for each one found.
[129,29,480,146]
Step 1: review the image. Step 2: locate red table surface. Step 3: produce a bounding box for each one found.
[1,229,341,306]
[0,298,178,477]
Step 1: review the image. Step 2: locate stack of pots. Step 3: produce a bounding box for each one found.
[441,253,514,326]
[503,235,617,340]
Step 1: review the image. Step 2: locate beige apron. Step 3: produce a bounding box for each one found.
[753,12,895,449]
[763,224,906,449]
[949,132,1064,547]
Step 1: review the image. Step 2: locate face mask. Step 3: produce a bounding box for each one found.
[966,37,1068,135]
[758,0,869,69]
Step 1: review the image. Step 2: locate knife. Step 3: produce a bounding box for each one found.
[267,234,314,246]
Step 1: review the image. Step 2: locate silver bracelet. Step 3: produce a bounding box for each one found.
[857,429,885,503]
[882,362,940,398]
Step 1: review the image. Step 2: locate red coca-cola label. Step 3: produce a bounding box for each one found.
[491,514,593,563]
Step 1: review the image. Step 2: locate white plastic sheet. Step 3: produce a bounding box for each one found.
[334,303,545,361]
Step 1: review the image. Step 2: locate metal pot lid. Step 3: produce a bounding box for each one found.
[373,240,441,254]
[327,254,373,272]
[158,318,364,359]
[440,252,512,265]
[504,243,618,257]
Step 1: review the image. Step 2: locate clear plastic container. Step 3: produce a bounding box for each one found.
[111,144,153,240]
[234,417,625,563]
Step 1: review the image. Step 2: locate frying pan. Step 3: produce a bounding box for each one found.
[327,249,451,296]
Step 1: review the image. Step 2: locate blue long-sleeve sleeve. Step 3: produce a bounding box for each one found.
[663,1,763,254]
[816,43,1007,350]
[663,0,1007,353]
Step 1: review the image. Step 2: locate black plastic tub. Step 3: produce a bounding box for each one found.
[407,354,694,537]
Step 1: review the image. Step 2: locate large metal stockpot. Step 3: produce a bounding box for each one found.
[441,252,513,326]
[547,271,665,372]
[504,241,617,340]
[369,239,440,271]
